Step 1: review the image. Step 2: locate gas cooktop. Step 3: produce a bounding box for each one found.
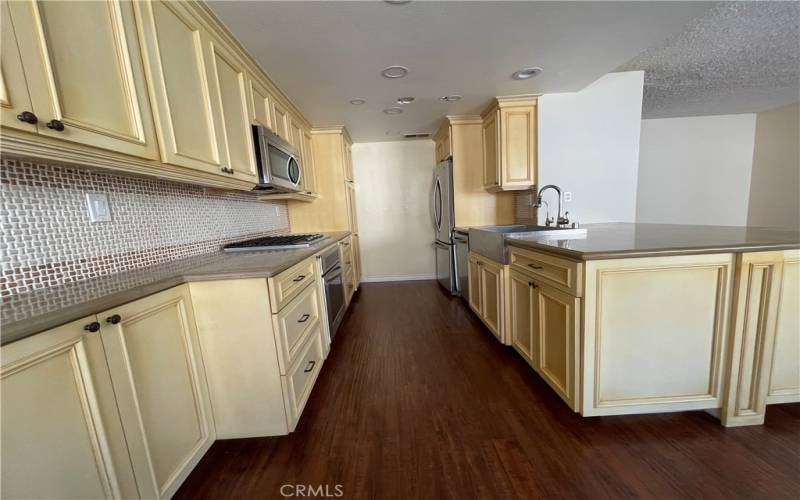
[223,234,325,252]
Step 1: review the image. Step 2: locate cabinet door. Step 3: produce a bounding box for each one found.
[248,77,272,130]
[345,181,359,233]
[482,111,499,189]
[468,254,483,315]
[499,105,536,188]
[536,284,580,409]
[768,253,800,404]
[480,259,503,340]
[209,41,257,180]
[271,99,289,140]
[100,285,215,499]
[8,0,158,158]
[352,233,362,289]
[343,142,354,181]
[510,270,538,365]
[1,317,133,499]
[0,1,36,133]
[301,128,317,194]
[135,0,226,173]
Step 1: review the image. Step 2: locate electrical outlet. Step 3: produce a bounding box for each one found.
[563,191,573,203]
[85,193,112,223]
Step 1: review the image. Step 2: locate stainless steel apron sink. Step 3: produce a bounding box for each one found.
[468,224,587,263]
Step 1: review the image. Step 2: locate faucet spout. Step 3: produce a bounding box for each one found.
[534,184,565,226]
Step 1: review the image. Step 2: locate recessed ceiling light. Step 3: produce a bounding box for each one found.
[384,0,412,4]
[349,98,366,105]
[512,67,543,80]
[383,107,403,115]
[439,95,462,102]
[382,66,408,79]
[396,96,415,104]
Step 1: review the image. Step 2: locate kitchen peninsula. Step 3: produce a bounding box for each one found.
[467,223,800,427]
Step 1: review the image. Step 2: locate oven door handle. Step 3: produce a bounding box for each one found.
[324,264,342,280]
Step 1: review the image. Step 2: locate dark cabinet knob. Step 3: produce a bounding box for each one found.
[16,111,38,124]
[297,313,310,323]
[46,119,65,131]
[106,314,122,324]
[292,275,306,282]
[303,360,316,373]
[84,321,101,332]
[528,281,537,288]
[527,264,543,270]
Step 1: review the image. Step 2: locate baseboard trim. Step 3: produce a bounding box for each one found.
[361,274,436,283]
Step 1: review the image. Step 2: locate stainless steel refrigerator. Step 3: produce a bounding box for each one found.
[432,159,457,294]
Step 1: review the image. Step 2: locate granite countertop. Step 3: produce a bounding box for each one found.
[506,223,800,260]
[1,232,350,345]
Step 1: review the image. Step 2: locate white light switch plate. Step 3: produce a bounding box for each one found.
[85,193,112,222]
[563,191,573,202]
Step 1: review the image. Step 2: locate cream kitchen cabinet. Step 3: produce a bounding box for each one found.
[1,316,138,499]
[208,40,258,181]
[768,251,800,404]
[271,99,290,140]
[434,121,452,162]
[481,97,537,192]
[509,269,538,366]
[4,0,159,159]
[0,0,36,134]
[190,256,327,438]
[301,128,318,195]
[248,76,273,130]
[100,284,215,499]
[468,252,505,342]
[135,0,229,175]
[509,267,580,410]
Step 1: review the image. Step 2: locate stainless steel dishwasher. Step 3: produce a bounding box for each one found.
[453,229,469,299]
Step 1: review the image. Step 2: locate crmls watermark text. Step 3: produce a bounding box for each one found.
[280,484,344,497]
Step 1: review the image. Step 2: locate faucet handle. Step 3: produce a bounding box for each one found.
[557,211,570,227]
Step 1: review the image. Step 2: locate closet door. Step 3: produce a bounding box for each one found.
[8,0,158,158]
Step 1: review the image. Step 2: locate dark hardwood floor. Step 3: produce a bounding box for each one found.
[176,281,800,500]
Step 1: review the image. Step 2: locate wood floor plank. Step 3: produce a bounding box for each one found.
[176,281,800,500]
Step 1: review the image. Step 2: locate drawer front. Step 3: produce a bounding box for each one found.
[269,258,317,313]
[339,238,354,273]
[510,247,583,297]
[281,327,324,430]
[273,281,321,374]
[343,268,355,304]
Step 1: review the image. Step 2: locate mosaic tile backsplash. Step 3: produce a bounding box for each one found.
[0,157,289,296]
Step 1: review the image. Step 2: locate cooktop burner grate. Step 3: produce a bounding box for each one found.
[223,234,325,251]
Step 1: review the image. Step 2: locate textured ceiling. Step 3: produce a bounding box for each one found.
[618,1,800,119]
[208,1,713,142]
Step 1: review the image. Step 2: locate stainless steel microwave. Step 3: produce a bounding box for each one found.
[252,125,302,192]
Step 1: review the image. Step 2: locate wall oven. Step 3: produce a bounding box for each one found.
[252,125,302,192]
[320,246,346,341]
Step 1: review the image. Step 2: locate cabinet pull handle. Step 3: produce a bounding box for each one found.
[16,111,38,124]
[46,119,65,131]
[293,274,306,282]
[341,242,349,246]
[297,313,310,323]
[527,264,544,270]
[303,360,316,373]
[84,321,101,332]
[106,314,122,324]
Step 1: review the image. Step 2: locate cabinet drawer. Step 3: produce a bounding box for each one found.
[268,258,317,313]
[281,327,324,431]
[343,268,355,304]
[510,247,583,297]
[272,281,321,374]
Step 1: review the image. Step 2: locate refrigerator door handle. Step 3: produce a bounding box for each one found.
[433,178,442,231]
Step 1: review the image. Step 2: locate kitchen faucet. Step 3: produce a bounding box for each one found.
[534,184,571,227]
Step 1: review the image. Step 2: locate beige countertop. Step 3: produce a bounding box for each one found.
[1,232,350,346]
[506,223,800,260]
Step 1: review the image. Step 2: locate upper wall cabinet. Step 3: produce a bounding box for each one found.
[248,77,273,130]
[271,99,289,141]
[434,122,452,162]
[208,40,257,181]
[135,0,227,174]
[5,0,159,159]
[0,1,36,134]
[482,97,537,192]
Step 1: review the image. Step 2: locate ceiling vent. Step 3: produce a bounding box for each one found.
[403,132,430,139]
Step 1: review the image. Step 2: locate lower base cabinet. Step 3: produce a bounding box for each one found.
[1,317,137,499]
[468,252,506,343]
[509,269,580,410]
[100,285,215,499]
[1,284,214,500]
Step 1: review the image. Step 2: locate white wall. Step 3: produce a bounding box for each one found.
[636,114,757,226]
[537,71,644,224]
[748,103,800,229]
[352,140,436,281]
